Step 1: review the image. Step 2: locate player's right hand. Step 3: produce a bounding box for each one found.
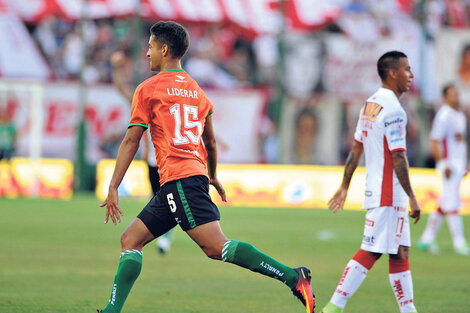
[100,186,124,225]
[408,195,420,224]
[210,177,227,202]
[328,186,348,213]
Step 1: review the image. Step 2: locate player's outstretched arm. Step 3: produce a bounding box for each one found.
[328,141,363,213]
[202,115,227,202]
[391,150,421,224]
[100,126,145,225]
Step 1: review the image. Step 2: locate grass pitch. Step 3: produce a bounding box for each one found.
[0,193,469,313]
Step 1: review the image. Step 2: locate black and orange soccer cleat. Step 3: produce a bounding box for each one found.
[96,310,102,313]
[291,267,316,313]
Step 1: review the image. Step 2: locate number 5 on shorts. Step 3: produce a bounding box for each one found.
[167,193,177,213]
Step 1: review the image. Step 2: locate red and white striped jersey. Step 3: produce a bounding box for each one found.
[430,104,467,174]
[354,88,409,209]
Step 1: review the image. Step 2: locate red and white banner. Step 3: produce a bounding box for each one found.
[4,81,267,164]
[2,0,347,33]
[0,13,51,80]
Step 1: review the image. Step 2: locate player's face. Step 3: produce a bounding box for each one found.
[445,86,460,108]
[395,57,414,94]
[147,35,163,71]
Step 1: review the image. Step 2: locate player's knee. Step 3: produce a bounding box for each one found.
[120,232,140,251]
[202,245,222,260]
[390,246,409,259]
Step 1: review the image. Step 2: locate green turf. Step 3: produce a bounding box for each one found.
[0,193,469,313]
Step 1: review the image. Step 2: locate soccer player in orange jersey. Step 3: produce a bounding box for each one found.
[97,21,315,313]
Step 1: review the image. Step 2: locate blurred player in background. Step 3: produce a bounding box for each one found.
[110,50,173,255]
[322,51,420,313]
[98,21,315,313]
[418,84,469,255]
[0,108,16,160]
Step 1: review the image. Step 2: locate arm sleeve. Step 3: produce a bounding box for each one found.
[383,110,407,152]
[203,92,214,118]
[429,109,447,141]
[353,107,364,144]
[128,85,149,129]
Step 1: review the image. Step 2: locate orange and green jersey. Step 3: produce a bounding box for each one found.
[128,69,213,186]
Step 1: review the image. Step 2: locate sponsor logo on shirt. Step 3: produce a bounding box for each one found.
[362,235,375,245]
[360,102,383,122]
[365,190,373,197]
[175,75,186,83]
[384,117,403,127]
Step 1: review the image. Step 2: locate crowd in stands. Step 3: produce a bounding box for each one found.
[23,0,470,88]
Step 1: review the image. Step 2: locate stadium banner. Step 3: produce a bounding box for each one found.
[4,0,349,33]
[95,159,152,201]
[0,13,51,80]
[4,82,266,164]
[0,157,73,199]
[209,164,470,215]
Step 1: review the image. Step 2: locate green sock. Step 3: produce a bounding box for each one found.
[102,249,143,313]
[222,240,299,288]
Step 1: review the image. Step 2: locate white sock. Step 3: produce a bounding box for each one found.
[420,211,443,244]
[389,270,417,313]
[446,213,467,249]
[330,259,368,309]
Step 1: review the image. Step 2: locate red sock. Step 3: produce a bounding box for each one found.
[352,249,376,270]
[389,258,409,273]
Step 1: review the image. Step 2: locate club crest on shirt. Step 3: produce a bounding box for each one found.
[360,102,383,122]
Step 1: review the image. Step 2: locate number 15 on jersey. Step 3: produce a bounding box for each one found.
[170,103,202,145]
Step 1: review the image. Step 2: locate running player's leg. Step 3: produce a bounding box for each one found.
[186,221,298,283]
[101,192,177,313]
[186,221,315,312]
[101,218,154,313]
[167,175,314,312]
[389,246,417,313]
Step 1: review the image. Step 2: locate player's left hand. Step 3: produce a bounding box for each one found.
[100,186,124,225]
[408,195,420,224]
[210,177,227,202]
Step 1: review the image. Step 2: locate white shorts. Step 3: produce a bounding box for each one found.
[360,206,411,255]
[440,173,463,212]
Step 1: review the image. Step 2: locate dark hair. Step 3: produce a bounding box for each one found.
[150,21,189,59]
[442,83,455,97]
[461,44,470,59]
[377,51,408,81]
[295,107,316,129]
